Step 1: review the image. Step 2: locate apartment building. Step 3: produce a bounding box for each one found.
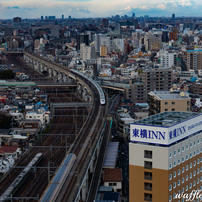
[130,111,202,202]
[148,91,191,115]
[141,68,172,98]
[187,50,202,71]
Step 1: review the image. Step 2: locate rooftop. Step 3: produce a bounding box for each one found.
[134,111,199,127]
[149,91,190,100]
[103,168,122,182]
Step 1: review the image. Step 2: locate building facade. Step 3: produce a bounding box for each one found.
[148,91,191,115]
[130,112,202,202]
[187,50,202,71]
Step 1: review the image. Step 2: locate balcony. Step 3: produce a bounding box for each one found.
[145,186,152,191]
[144,175,152,180]
[145,197,152,201]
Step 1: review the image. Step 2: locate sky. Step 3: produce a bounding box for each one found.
[0,0,201,19]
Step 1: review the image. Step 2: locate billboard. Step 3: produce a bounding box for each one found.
[130,114,202,145]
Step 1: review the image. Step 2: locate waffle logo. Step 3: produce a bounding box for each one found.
[132,129,165,140]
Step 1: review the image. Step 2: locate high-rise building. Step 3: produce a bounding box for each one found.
[102,18,109,27]
[100,36,111,53]
[62,14,64,19]
[51,26,59,38]
[76,35,89,50]
[80,43,96,62]
[129,111,202,202]
[13,17,21,23]
[148,91,191,116]
[141,68,172,97]
[41,16,43,20]
[169,32,178,41]
[69,16,71,19]
[187,50,202,71]
[160,51,177,68]
[95,34,104,52]
[115,23,120,31]
[172,13,175,19]
[162,31,169,42]
[132,12,135,18]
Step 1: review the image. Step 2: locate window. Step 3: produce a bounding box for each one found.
[144,172,152,180]
[113,183,117,186]
[178,149,181,154]
[194,141,196,146]
[198,159,200,164]
[165,102,168,105]
[194,181,196,186]
[194,151,196,156]
[182,188,184,193]
[201,167,202,172]
[144,161,152,169]
[173,182,176,189]
[200,176,202,182]
[169,152,172,158]
[186,175,188,181]
[198,139,200,144]
[178,180,180,186]
[178,169,180,175]
[190,143,193,148]
[174,161,176,167]
[174,150,176,156]
[145,193,152,201]
[201,157,202,162]
[174,172,176,178]
[169,174,172,180]
[198,150,200,154]
[186,155,188,160]
[190,183,192,189]
[182,157,185,162]
[194,171,196,176]
[169,196,172,202]
[201,148,202,152]
[190,173,192,179]
[169,163,172,169]
[182,146,185,152]
[182,177,184,183]
[186,165,188,171]
[190,163,192,168]
[182,167,184,173]
[172,102,175,105]
[165,109,168,111]
[197,178,199,184]
[169,185,172,191]
[144,150,152,159]
[178,159,181,164]
[194,161,196,166]
[186,144,189,150]
[198,169,199,174]
[172,108,175,111]
[186,185,188,191]
[190,153,192,158]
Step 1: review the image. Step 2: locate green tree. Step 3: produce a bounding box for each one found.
[0,70,15,79]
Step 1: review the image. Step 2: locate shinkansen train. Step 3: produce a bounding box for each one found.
[70,69,105,105]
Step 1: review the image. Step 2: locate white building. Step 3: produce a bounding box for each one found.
[80,43,96,62]
[101,36,111,53]
[95,33,104,52]
[26,109,49,126]
[159,51,177,68]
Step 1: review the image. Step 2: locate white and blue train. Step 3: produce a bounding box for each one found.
[70,69,106,105]
[41,153,76,202]
[0,153,43,202]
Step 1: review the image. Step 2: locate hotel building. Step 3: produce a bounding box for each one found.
[129,111,202,202]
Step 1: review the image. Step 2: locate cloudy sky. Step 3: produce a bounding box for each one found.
[0,0,201,19]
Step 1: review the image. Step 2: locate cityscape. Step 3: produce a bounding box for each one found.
[1,9,202,202]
